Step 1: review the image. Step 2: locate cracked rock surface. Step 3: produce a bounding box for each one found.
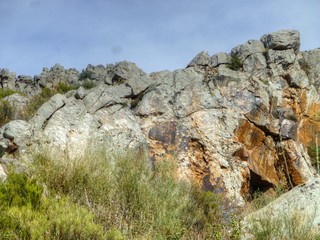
[1,29,320,204]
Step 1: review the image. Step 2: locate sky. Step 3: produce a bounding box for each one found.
[0,0,319,76]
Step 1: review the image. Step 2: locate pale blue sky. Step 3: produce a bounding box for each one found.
[0,0,319,76]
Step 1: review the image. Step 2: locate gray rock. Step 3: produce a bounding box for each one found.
[30,93,67,130]
[0,69,16,90]
[17,75,33,83]
[280,119,297,139]
[112,61,145,83]
[242,177,320,239]
[260,30,300,51]
[266,49,296,67]
[231,40,265,61]
[83,85,130,114]
[2,93,30,117]
[301,49,320,89]
[36,64,79,89]
[215,65,249,86]
[187,51,211,67]
[286,67,309,89]
[0,165,6,181]
[243,53,267,73]
[75,86,87,100]
[211,52,230,67]
[38,96,146,160]
[112,61,151,95]
[2,120,32,152]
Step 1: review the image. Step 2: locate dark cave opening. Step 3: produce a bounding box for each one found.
[249,170,274,196]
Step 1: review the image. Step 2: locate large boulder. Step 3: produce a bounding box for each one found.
[242,177,320,238]
[30,93,68,131]
[2,93,30,119]
[260,30,300,52]
[0,120,32,155]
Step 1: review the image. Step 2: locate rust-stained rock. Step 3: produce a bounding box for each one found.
[298,119,320,146]
[235,120,265,150]
[281,140,316,185]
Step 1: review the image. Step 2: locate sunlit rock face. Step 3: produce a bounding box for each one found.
[1,29,320,204]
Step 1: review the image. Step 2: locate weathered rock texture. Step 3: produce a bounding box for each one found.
[1,29,320,204]
[242,177,320,238]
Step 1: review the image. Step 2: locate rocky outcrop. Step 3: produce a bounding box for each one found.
[242,177,320,238]
[0,29,319,204]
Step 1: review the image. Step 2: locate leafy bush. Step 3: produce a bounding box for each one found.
[227,55,243,71]
[0,100,14,126]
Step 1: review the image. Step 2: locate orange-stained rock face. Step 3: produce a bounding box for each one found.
[235,120,279,187]
[298,119,320,146]
[235,119,265,150]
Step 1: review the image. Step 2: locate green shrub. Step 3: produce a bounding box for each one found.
[0,172,43,210]
[0,88,19,99]
[0,100,14,126]
[79,70,93,80]
[39,87,54,99]
[56,81,78,94]
[0,172,105,239]
[0,197,106,240]
[82,80,96,89]
[31,150,239,239]
[227,55,243,71]
[250,211,320,240]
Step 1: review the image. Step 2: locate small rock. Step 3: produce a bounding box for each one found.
[75,86,87,99]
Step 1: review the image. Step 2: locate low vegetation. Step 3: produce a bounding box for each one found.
[0,88,20,99]
[0,100,14,126]
[2,147,320,239]
[1,150,241,239]
[307,143,320,172]
[55,81,79,94]
[0,172,105,239]
[79,69,93,81]
[227,55,243,71]
[0,80,96,126]
[249,211,320,240]
[22,87,55,120]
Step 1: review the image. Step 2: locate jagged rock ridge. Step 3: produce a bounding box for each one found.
[1,29,320,205]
